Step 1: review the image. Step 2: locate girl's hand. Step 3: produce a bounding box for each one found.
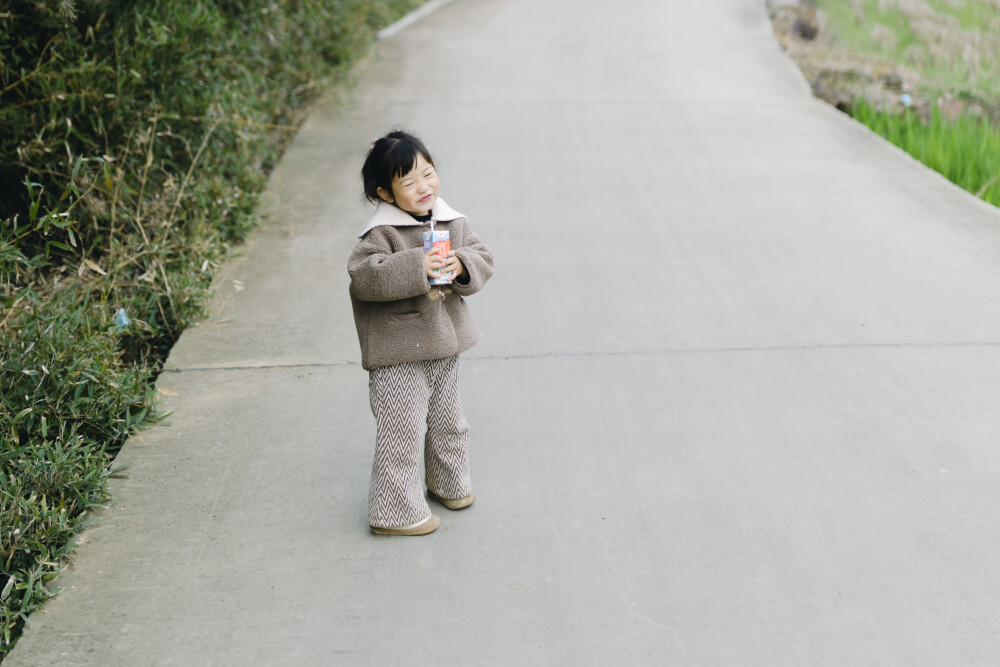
[424,247,446,279]
[441,250,465,279]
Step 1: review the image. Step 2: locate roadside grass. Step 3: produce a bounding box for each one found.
[0,0,423,658]
[852,98,1000,207]
[815,0,1000,102]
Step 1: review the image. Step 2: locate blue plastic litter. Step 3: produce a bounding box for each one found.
[113,308,131,332]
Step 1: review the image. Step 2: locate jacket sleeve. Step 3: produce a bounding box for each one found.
[451,221,494,297]
[348,231,432,302]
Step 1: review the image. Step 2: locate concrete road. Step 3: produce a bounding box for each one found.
[9,0,1000,664]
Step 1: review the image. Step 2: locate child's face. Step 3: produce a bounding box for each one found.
[378,154,439,216]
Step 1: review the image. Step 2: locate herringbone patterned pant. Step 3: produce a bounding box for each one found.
[367,355,472,528]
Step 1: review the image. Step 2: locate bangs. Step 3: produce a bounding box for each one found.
[384,141,431,180]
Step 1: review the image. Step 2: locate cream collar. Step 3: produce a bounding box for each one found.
[358,197,466,237]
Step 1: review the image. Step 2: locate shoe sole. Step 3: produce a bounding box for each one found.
[428,491,475,510]
[370,514,440,536]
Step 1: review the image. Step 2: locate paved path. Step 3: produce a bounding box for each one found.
[9,0,1000,664]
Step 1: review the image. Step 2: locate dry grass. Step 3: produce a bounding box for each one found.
[771,0,1000,122]
[816,0,1000,103]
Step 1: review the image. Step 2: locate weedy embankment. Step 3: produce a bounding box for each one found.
[770,0,1000,208]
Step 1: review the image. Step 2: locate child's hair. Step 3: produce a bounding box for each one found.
[362,130,435,205]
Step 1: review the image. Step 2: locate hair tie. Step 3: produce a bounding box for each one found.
[369,139,378,151]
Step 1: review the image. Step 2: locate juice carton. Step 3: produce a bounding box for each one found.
[423,229,453,285]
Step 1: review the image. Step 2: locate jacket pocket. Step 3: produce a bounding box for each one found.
[389,310,422,321]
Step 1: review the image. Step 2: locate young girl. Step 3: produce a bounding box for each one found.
[348,130,494,536]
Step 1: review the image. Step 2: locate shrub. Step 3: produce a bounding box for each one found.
[1,290,154,649]
[1,0,423,656]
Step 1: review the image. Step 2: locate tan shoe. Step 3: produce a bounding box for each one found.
[428,490,476,510]
[370,513,440,536]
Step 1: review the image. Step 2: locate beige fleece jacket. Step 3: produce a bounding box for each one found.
[348,199,494,370]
